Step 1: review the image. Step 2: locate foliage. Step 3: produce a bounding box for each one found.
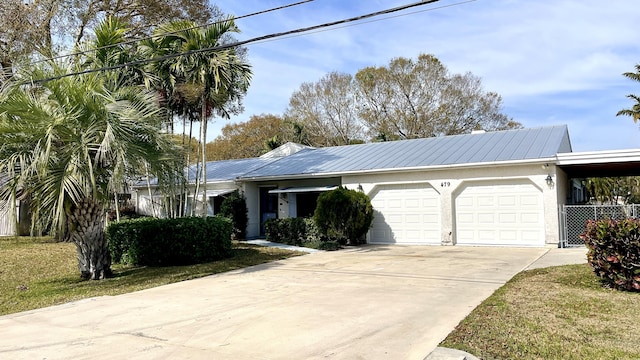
[219,190,248,240]
[0,0,219,80]
[282,53,518,146]
[285,72,366,146]
[355,53,521,139]
[0,59,183,278]
[264,217,339,250]
[106,216,232,266]
[0,237,302,316]
[206,114,289,160]
[142,18,252,216]
[617,64,640,123]
[107,204,141,222]
[581,219,640,291]
[314,187,374,245]
[586,177,640,204]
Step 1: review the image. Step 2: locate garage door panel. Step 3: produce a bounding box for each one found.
[478,213,495,223]
[499,213,517,223]
[498,196,516,206]
[405,199,420,208]
[370,184,440,244]
[455,181,543,247]
[477,196,495,206]
[405,214,421,224]
[521,213,540,223]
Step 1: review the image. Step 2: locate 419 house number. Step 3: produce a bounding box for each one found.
[440,181,451,187]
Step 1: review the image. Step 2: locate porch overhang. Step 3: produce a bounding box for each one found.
[196,189,236,197]
[268,186,338,194]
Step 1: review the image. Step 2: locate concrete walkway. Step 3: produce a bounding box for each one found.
[0,245,586,360]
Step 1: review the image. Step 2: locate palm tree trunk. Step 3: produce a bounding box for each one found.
[145,163,157,217]
[67,198,112,280]
[200,99,208,217]
[113,192,120,222]
[185,117,195,216]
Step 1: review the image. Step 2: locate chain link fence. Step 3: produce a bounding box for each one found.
[560,204,640,247]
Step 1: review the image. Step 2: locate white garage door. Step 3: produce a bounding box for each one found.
[369,184,440,244]
[455,181,543,246]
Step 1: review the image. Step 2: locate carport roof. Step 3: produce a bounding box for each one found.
[238,125,572,179]
[557,149,640,177]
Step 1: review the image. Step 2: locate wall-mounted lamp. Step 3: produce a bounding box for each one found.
[545,174,554,187]
[357,184,364,192]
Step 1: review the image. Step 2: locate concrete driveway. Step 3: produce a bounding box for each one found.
[0,245,563,359]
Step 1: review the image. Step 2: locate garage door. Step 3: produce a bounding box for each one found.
[369,184,440,244]
[455,181,543,246]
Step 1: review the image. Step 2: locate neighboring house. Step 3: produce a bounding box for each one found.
[0,174,30,236]
[132,125,640,247]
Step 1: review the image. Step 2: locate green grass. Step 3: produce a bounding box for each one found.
[441,263,640,360]
[0,236,303,316]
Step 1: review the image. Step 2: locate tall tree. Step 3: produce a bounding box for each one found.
[151,19,252,216]
[206,114,290,160]
[285,72,365,147]
[0,0,218,82]
[0,0,60,81]
[0,67,183,279]
[617,64,640,122]
[355,53,520,140]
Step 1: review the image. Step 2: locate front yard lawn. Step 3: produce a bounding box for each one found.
[441,263,640,359]
[0,237,302,316]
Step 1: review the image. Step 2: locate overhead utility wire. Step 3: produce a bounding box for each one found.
[24,0,315,67]
[252,0,476,45]
[28,0,440,84]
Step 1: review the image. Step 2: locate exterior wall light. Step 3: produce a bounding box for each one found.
[545,174,554,187]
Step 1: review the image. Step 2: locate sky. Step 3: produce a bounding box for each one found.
[205,0,640,152]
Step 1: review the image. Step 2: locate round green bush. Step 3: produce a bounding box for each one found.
[313,186,374,245]
[219,190,248,240]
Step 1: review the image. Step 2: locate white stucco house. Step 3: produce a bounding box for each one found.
[133,125,640,247]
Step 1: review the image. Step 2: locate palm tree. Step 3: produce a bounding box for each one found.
[148,18,252,216]
[617,64,640,122]
[0,67,183,280]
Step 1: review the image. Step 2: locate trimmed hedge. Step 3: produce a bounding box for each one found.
[264,217,340,250]
[106,216,232,266]
[581,219,640,291]
[314,186,374,245]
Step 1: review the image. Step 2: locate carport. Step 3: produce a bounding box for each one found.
[556,149,640,246]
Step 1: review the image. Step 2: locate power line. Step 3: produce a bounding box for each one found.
[9,0,315,69]
[251,0,476,45]
[27,0,443,85]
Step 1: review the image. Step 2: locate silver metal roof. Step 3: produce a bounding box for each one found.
[187,157,276,182]
[238,125,572,179]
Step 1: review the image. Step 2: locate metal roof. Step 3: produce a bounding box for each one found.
[186,157,276,182]
[238,125,572,179]
[138,157,276,187]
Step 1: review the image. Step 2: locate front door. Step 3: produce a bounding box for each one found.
[260,187,278,236]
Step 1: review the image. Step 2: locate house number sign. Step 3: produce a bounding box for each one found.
[440,181,451,187]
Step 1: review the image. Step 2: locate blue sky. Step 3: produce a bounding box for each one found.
[207,0,640,152]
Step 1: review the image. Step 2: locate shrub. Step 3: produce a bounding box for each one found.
[314,186,374,245]
[581,219,640,291]
[106,216,232,266]
[264,217,338,250]
[219,190,248,240]
[107,204,142,221]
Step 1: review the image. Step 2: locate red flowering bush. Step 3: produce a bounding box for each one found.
[581,219,640,291]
